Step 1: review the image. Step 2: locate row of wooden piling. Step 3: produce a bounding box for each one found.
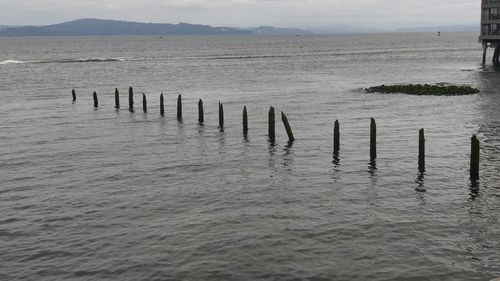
[75,88,296,142]
[75,88,481,181]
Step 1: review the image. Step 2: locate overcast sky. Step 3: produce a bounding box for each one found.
[0,0,479,28]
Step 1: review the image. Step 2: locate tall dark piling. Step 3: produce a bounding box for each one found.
[243,106,248,136]
[268,106,275,141]
[281,111,295,142]
[93,91,98,108]
[177,95,182,120]
[72,89,76,102]
[470,135,480,181]
[114,88,120,109]
[418,128,425,172]
[370,118,377,160]
[334,120,340,154]
[128,87,134,112]
[198,99,204,124]
[142,93,147,113]
[218,102,224,132]
[160,93,164,116]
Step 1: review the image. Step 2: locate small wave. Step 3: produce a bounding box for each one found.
[48,57,129,63]
[1,57,129,66]
[207,55,292,60]
[0,60,27,65]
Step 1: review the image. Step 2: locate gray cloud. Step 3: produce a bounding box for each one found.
[0,0,479,28]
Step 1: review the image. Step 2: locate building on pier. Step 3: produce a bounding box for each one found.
[480,0,500,63]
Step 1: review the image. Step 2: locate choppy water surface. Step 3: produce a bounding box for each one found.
[1,33,500,280]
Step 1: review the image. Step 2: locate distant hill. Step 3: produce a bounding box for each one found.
[0,18,311,37]
[305,24,383,34]
[248,26,311,35]
[0,18,252,36]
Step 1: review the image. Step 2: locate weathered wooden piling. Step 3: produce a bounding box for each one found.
[243,106,248,136]
[281,111,295,142]
[128,87,134,112]
[198,99,204,124]
[418,128,425,172]
[177,95,182,120]
[93,91,98,108]
[334,120,340,154]
[268,106,276,141]
[218,102,224,132]
[72,89,76,102]
[470,135,480,181]
[160,93,164,116]
[114,88,120,109]
[370,118,377,160]
[142,93,147,113]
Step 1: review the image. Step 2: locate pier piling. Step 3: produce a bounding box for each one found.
[177,95,182,120]
[334,120,340,154]
[218,102,224,132]
[93,91,98,108]
[72,89,76,102]
[160,93,164,116]
[142,93,147,113]
[198,99,204,124]
[129,87,134,112]
[269,106,276,141]
[243,106,248,136]
[370,118,377,160]
[470,135,480,181]
[281,111,295,142]
[115,88,120,109]
[418,128,425,173]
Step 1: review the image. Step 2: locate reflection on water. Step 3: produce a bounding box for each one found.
[415,172,426,192]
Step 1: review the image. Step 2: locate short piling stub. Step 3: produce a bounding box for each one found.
[418,128,425,173]
[243,105,248,136]
[268,106,276,141]
[281,111,295,142]
[370,118,377,160]
[72,89,76,102]
[470,135,480,181]
[218,101,224,132]
[177,94,182,120]
[142,93,147,113]
[198,99,204,124]
[334,120,340,154]
[114,88,120,109]
[128,87,134,112]
[93,91,98,108]
[160,93,164,116]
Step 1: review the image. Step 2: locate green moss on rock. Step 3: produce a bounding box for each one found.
[365,84,479,96]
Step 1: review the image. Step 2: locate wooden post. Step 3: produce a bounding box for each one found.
[370,118,377,160]
[334,120,340,154]
[93,91,98,108]
[114,88,120,109]
[129,87,134,112]
[160,93,164,116]
[177,94,182,120]
[218,101,224,132]
[72,89,76,102]
[243,106,248,136]
[482,43,488,64]
[281,111,295,142]
[142,93,147,113]
[268,106,275,141]
[418,128,425,173]
[198,99,204,124]
[470,135,480,181]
